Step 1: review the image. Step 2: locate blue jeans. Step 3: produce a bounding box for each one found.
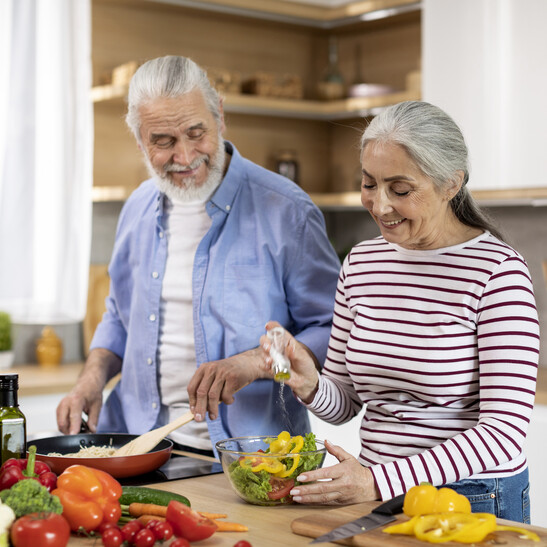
[444,468,530,523]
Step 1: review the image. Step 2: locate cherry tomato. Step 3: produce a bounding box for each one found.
[234,541,253,547]
[10,512,71,547]
[170,539,191,547]
[267,477,295,500]
[144,519,159,530]
[133,528,156,547]
[97,522,119,534]
[166,500,218,542]
[101,527,123,547]
[121,520,142,543]
[152,520,173,541]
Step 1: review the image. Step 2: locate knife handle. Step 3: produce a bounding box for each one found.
[372,493,405,516]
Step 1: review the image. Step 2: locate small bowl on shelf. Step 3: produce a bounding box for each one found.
[216,435,326,506]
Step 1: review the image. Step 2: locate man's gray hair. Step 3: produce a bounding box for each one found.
[125,55,221,141]
[361,101,504,241]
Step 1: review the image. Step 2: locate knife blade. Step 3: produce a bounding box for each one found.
[309,493,405,544]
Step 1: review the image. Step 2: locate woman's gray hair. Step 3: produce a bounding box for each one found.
[125,55,221,142]
[361,101,504,241]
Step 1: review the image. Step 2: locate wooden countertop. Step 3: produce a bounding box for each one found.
[10,363,547,405]
[65,473,546,546]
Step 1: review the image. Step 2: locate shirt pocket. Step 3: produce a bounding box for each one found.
[223,264,271,328]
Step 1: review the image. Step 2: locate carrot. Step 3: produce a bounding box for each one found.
[212,520,249,532]
[198,511,229,520]
[128,502,168,518]
[138,514,166,525]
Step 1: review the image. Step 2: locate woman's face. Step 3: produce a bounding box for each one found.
[361,141,458,250]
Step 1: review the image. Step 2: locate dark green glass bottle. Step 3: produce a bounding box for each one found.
[0,374,26,464]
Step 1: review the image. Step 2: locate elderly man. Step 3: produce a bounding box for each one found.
[56,55,340,456]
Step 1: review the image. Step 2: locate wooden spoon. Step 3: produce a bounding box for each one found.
[114,410,194,457]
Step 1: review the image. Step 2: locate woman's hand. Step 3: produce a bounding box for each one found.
[259,321,320,403]
[289,440,379,505]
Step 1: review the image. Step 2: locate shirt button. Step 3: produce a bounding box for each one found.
[159,231,164,238]
[225,205,231,211]
[149,314,156,322]
[152,402,157,409]
[147,358,153,365]
[152,271,159,279]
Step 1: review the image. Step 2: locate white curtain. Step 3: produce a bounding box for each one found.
[423,0,547,191]
[0,0,93,323]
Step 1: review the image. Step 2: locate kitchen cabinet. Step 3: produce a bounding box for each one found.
[91,0,421,200]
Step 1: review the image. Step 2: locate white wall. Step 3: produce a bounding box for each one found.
[423,0,547,191]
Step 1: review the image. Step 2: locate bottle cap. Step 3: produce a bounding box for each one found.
[0,374,19,391]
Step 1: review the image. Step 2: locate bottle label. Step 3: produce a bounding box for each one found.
[1,418,26,463]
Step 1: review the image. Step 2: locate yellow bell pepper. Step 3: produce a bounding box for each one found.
[238,432,306,476]
[384,512,540,544]
[269,431,292,454]
[403,484,471,516]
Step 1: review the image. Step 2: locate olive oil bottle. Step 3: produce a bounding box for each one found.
[0,374,26,465]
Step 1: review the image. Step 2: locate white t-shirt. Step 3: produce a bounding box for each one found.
[157,197,212,450]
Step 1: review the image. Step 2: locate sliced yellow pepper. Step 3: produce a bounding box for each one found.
[269,431,291,453]
[384,512,540,544]
[403,484,471,516]
[239,454,285,474]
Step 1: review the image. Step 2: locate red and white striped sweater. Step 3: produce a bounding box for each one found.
[308,231,540,500]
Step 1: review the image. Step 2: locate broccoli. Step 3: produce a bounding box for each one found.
[0,479,62,518]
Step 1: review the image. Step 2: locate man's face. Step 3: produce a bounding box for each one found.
[138,89,225,198]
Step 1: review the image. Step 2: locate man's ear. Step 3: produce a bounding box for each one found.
[446,170,465,200]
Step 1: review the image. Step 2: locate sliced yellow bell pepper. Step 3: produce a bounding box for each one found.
[240,432,307,477]
[269,431,292,454]
[384,512,540,544]
[403,484,471,516]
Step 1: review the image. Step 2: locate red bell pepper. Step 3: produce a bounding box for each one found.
[52,464,122,532]
[0,445,57,492]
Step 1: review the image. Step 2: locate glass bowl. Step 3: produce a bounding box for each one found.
[216,435,326,506]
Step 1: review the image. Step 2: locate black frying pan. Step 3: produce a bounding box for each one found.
[29,434,173,479]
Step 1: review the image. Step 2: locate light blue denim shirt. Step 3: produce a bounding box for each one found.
[91,142,341,449]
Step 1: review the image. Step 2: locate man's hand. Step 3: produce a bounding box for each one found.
[187,348,269,422]
[56,348,121,434]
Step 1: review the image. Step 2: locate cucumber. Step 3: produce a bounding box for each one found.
[119,486,191,507]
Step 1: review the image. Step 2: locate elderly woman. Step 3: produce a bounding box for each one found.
[262,101,539,523]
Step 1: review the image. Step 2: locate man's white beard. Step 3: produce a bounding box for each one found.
[144,138,226,202]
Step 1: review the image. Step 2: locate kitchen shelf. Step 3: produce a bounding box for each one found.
[92,84,420,121]
[145,0,421,28]
[92,186,547,207]
[309,188,547,210]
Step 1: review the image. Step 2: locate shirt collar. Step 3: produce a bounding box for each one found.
[208,141,243,215]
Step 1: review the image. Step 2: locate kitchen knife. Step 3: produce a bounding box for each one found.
[310,493,405,544]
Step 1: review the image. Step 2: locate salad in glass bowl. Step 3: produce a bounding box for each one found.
[216,431,326,506]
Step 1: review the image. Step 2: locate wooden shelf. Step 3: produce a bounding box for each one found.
[92,84,420,121]
[93,186,547,207]
[310,188,547,210]
[144,0,421,28]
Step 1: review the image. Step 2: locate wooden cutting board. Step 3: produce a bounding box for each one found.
[291,502,547,546]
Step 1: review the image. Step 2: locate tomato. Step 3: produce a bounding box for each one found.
[121,520,142,543]
[10,512,70,547]
[101,527,123,547]
[133,528,155,547]
[170,539,191,547]
[166,500,218,542]
[97,522,119,534]
[153,521,174,541]
[234,541,253,547]
[267,477,295,500]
